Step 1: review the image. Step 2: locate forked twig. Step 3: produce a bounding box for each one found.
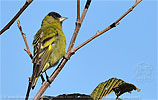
[17,20,33,100]
[17,20,33,59]
[73,0,143,52]
[68,0,91,52]
[0,0,33,35]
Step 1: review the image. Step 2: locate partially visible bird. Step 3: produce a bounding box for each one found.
[31,12,67,89]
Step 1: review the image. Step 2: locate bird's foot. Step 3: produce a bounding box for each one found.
[45,72,51,84]
[40,74,45,84]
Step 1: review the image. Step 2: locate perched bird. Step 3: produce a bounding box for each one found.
[31,12,67,89]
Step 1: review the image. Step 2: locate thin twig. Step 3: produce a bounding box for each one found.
[25,77,32,100]
[73,0,143,52]
[33,0,92,100]
[68,0,91,52]
[77,0,80,21]
[17,20,33,59]
[17,20,33,100]
[0,0,33,35]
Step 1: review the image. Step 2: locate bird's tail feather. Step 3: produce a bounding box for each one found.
[32,77,39,89]
[25,64,38,99]
[31,64,39,89]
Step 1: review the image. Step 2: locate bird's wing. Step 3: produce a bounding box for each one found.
[32,27,59,77]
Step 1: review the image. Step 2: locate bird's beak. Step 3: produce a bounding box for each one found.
[59,17,68,22]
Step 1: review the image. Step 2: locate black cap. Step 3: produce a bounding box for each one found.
[47,12,61,19]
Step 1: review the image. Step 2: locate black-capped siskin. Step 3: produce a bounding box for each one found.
[31,12,67,89]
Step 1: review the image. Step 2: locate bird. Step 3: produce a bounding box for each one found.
[31,12,67,89]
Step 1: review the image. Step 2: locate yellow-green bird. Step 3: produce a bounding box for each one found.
[31,12,67,89]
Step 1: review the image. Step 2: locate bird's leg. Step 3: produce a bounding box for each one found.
[45,72,51,84]
[40,74,45,84]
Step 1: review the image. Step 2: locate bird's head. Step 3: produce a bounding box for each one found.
[42,12,67,28]
[48,12,68,22]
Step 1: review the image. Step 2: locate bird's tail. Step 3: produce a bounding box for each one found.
[25,64,38,99]
[31,64,39,89]
[31,77,39,89]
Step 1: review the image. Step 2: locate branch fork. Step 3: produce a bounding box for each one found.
[17,20,33,59]
[75,21,81,27]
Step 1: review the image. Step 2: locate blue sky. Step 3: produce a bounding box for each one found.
[0,0,157,100]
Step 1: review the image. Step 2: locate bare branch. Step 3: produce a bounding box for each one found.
[115,0,142,25]
[68,0,92,52]
[0,0,33,35]
[33,0,92,100]
[17,20,33,59]
[73,0,143,52]
[17,20,33,100]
